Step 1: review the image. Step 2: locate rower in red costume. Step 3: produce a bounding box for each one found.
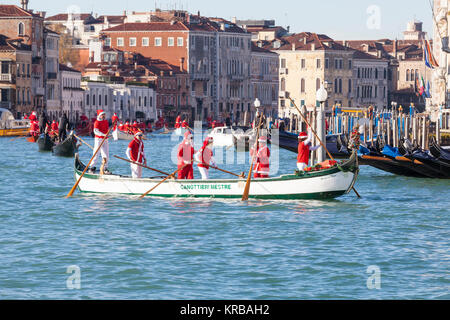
[132,121,138,134]
[195,137,216,180]
[181,119,188,129]
[126,131,146,178]
[28,111,37,122]
[147,121,152,132]
[177,131,194,179]
[297,129,320,171]
[29,120,39,136]
[89,110,111,174]
[251,136,270,178]
[111,113,119,129]
[118,122,124,131]
[123,121,130,132]
[50,120,59,137]
[175,114,181,129]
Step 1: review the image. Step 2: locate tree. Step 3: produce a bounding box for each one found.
[46,24,80,68]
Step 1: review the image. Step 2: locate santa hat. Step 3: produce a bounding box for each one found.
[32,111,36,115]
[97,110,105,117]
[298,132,308,139]
[134,130,143,137]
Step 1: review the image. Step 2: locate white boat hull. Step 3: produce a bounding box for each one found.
[74,153,359,200]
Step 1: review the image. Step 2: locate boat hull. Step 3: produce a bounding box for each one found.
[113,129,147,140]
[52,134,78,157]
[74,153,359,200]
[37,134,55,152]
[0,127,29,137]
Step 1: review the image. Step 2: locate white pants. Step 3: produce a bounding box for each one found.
[297,162,308,171]
[130,163,143,178]
[198,167,209,180]
[90,138,109,169]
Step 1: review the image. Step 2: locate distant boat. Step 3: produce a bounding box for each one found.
[37,133,54,152]
[52,132,78,157]
[0,108,30,137]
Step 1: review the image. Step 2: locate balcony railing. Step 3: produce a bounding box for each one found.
[0,74,12,82]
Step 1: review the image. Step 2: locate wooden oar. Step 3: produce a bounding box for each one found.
[287,97,361,198]
[114,155,171,176]
[242,113,264,201]
[138,164,187,199]
[66,121,116,198]
[74,134,94,150]
[9,136,26,142]
[194,160,245,178]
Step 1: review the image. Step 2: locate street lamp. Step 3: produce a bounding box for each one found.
[316,83,328,162]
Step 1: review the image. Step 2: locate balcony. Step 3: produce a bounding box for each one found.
[190,73,210,81]
[34,87,45,96]
[0,74,12,82]
[47,72,57,79]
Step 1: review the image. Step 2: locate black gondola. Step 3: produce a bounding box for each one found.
[52,133,78,157]
[429,137,450,164]
[37,133,55,152]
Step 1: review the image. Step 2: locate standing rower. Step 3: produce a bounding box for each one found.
[126,131,146,178]
[175,114,181,129]
[89,110,111,174]
[195,137,216,180]
[251,136,270,178]
[297,129,320,171]
[177,131,194,179]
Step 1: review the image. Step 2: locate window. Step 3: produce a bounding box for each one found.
[281,58,286,69]
[155,37,162,46]
[142,37,149,46]
[177,37,184,47]
[406,69,410,82]
[339,79,342,93]
[281,78,286,91]
[325,58,329,69]
[301,79,305,93]
[316,59,321,69]
[117,38,124,47]
[86,94,90,105]
[334,59,338,69]
[105,38,111,47]
[316,78,321,90]
[168,37,174,47]
[129,37,137,47]
[348,60,352,70]
[301,59,306,69]
[348,79,352,93]
[18,22,24,36]
[104,95,107,106]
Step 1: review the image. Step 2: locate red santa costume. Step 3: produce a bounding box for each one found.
[177,131,195,179]
[89,110,110,172]
[126,131,146,178]
[195,137,216,180]
[111,113,119,129]
[181,120,188,129]
[29,121,39,136]
[118,122,124,131]
[50,120,59,136]
[252,136,270,178]
[297,130,320,171]
[175,115,181,129]
[132,121,138,134]
[28,111,37,122]
[123,121,130,132]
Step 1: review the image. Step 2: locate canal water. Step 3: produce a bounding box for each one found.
[0,133,448,299]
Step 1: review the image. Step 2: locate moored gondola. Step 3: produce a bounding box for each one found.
[37,133,55,152]
[429,137,450,164]
[52,132,78,157]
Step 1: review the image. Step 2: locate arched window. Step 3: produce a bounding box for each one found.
[316,78,321,91]
[18,22,24,36]
[406,69,410,82]
[300,79,305,93]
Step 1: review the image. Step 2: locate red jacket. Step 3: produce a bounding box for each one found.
[297,141,310,164]
[51,122,58,131]
[253,145,270,175]
[197,147,214,169]
[177,141,194,166]
[127,138,145,163]
[94,120,109,139]
[29,122,39,135]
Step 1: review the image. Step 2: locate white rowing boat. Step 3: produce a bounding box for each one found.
[112,128,147,140]
[73,152,359,200]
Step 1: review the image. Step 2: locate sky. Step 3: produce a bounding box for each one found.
[22,0,434,40]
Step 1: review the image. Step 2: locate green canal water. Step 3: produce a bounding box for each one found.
[0,133,448,299]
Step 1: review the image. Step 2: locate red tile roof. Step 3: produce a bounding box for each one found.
[102,21,189,32]
[46,13,94,21]
[59,63,81,73]
[0,5,39,18]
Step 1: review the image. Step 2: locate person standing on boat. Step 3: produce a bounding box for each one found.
[89,110,111,174]
[29,120,39,137]
[50,120,59,139]
[251,136,270,178]
[112,113,119,127]
[297,129,320,171]
[126,131,146,178]
[38,111,47,134]
[175,114,181,129]
[181,118,188,129]
[177,131,195,179]
[58,113,69,142]
[195,137,216,180]
[29,111,37,122]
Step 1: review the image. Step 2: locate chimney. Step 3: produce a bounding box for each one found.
[393,39,398,57]
[303,37,307,45]
[377,50,382,58]
[134,62,137,70]
[180,57,185,72]
[232,17,237,24]
[311,43,315,51]
[292,43,295,51]
[21,0,28,11]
